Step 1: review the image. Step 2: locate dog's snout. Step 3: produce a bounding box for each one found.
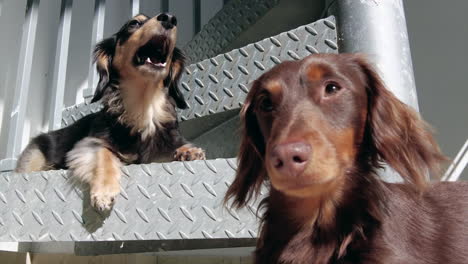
[270,142,311,177]
[157,13,169,22]
[157,13,177,30]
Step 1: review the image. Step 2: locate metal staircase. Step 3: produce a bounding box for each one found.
[0,0,418,256]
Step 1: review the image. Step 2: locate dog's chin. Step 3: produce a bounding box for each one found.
[269,168,341,198]
[138,64,169,78]
[133,34,172,75]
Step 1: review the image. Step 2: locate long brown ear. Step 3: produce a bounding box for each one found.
[165,47,188,109]
[91,36,116,103]
[356,56,446,189]
[224,81,266,208]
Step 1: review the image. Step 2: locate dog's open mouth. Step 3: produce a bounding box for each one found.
[134,35,169,68]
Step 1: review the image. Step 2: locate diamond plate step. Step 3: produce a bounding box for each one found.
[183,0,281,63]
[60,16,337,128]
[1,16,338,243]
[179,16,337,121]
[0,159,265,242]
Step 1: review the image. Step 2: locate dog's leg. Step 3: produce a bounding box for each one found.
[174,144,206,161]
[66,137,121,211]
[15,143,49,173]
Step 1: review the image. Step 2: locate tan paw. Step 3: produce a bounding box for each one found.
[90,187,120,211]
[174,145,206,161]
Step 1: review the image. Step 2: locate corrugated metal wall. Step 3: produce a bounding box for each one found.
[0,0,225,165]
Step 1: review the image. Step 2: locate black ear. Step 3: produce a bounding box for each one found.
[165,47,188,109]
[91,36,116,103]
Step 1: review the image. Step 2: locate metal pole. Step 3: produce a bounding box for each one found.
[442,139,468,182]
[328,0,418,109]
[327,0,418,181]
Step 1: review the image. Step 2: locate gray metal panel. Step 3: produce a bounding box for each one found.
[139,0,163,15]
[130,0,140,16]
[168,0,196,47]
[1,0,40,171]
[183,0,280,63]
[0,159,263,242]
[82,0,106,100]
[189,114,241,159]
[103,0,131,36]
[48,0,73,131]
[200,0,223,28]
[60,16,338,127]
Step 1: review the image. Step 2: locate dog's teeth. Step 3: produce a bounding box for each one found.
[146,57,152,64]
[154,62,166,67]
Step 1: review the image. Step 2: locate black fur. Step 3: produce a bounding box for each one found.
[91,36,117,103]
[30,107,188,169]
[17,13,197,171]
[166,47,188,109]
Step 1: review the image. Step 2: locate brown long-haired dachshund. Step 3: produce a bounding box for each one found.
[16,13,205,211]
[225,54,468,264]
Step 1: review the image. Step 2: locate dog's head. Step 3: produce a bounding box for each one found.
[91,13,187,109]
[226,54,446,207]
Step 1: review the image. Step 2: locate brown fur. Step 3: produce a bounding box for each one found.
[15,143,49,172]
[90,148,121,210]
[173,143,206,161]
[225,54,467,264]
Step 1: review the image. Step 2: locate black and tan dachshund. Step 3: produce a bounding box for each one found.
[16,13,205,211]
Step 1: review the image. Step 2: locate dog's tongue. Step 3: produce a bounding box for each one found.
[147,44,167,67]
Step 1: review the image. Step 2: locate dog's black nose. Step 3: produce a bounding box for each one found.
[157,13,177,30]
[270,142,311,178]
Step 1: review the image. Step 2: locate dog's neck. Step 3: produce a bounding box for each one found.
[258,168,387,263]
[105,79,175,140]
[264,186,342,243]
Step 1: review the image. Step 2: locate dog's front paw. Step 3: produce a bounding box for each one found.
[174,144,206,161]
[90,186,120,211]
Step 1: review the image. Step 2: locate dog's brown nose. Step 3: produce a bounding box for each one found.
[270,142,311,177]
[157,13,177,30]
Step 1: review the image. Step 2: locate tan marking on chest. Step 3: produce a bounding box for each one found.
[119,78,175,140]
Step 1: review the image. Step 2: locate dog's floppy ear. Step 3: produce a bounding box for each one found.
[91,36,116,103]
[225,81,266,209]
[356,56,446,190]
[165,47,188,109]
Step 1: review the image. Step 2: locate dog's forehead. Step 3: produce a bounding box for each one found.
[132,14,149,22]
[259,61,301,87]
[257,54,361,95]
[300,55,344,80]
[260,55,345,85]
[301,54,367,89]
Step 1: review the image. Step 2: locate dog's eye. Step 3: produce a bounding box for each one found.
[258,96,274,112]
[324,83,341,96]
[128,20,141,28]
